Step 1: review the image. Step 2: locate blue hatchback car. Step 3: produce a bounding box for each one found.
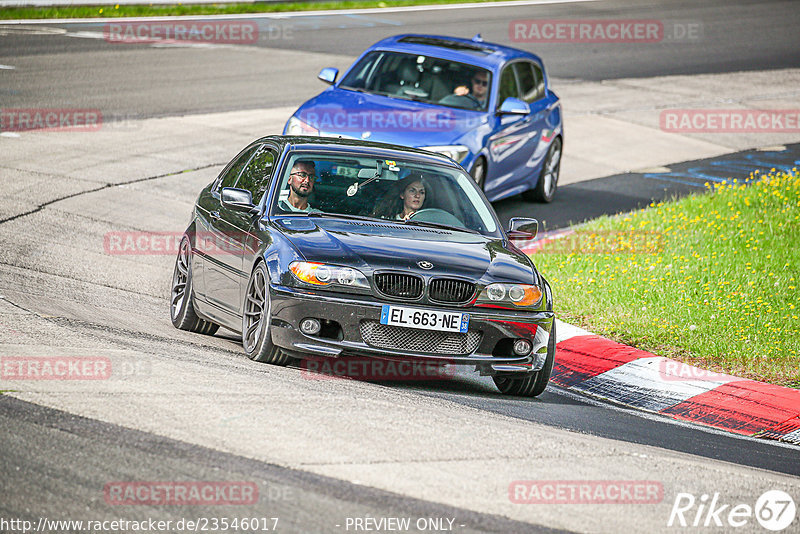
[284,34,563,203]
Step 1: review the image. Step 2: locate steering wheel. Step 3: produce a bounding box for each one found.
[407,208,466,228]
[438,94,482,110]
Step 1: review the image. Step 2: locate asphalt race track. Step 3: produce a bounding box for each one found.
[1,1,800,532]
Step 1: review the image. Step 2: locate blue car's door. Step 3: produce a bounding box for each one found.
[485,61,549,198]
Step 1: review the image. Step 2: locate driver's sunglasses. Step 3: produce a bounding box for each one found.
[290,171,316,181]
[472,78,489,86]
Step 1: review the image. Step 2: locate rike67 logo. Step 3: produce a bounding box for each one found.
[668,490,796,531]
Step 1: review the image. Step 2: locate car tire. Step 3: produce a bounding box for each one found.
[523,137,561,203]
[492,321,556,397]
[242,262,291,365]
[170,237,219,335]
[470,156,487,190]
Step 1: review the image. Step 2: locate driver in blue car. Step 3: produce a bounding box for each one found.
[279,160,316,212]
[453,71,489,109]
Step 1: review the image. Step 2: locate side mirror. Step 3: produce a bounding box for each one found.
[318,67,338,85]
[507,217,538,238]
[497,97,530,116]
[221,187,258,213]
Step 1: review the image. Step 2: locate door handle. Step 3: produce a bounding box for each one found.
[210,211,220,221]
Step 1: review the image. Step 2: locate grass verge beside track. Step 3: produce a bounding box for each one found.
[534,169,800,388]
[1,0,509,20]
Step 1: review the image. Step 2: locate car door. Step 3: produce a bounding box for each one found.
[229,145,278,313]
[199,143,265,315]
[194,144,259,304]
[203,144,278,316]
[485,61,545,197]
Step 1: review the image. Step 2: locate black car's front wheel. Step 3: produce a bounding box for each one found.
[170,237,219,335]
[492,321,556,397]
[242,262,291,365]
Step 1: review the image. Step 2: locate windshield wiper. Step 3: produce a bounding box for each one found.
[403,219,480,235]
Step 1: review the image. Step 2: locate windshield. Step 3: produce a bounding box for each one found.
[339,51,492,112]
[272,152,500,237]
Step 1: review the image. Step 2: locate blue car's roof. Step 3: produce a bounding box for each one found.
[367,34,543,71]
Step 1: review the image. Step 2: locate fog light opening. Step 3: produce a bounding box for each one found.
[513,339,532,356]
[300,318,322,335]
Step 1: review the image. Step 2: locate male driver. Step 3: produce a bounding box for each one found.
[279,160,316,212]
[453,71,489,109]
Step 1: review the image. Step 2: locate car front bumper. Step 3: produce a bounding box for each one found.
[269,285,554,376]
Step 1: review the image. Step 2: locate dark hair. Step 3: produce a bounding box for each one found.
[371,174,429,219]
[292,159,316,170]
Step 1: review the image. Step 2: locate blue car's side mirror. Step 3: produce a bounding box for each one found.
[497,97,530,115]
[318,67,338,85]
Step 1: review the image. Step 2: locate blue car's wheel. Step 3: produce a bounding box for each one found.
[470,156,486,190]
[524,137,561,203]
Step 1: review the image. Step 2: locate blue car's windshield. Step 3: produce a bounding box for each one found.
[339,51,492,112]
[271,152,501,237]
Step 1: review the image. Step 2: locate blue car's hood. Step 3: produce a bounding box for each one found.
[275,217,534,283]
[293,88,485,147]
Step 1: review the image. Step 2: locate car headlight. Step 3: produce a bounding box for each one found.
[289,261,369,290]
[285,116,320,136]
[419,145,470,164]
[477,283,543,308]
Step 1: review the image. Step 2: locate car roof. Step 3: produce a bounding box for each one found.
[254,135,461,167]
[367,34,543,70]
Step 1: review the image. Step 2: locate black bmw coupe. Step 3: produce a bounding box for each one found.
[171,136,555,396]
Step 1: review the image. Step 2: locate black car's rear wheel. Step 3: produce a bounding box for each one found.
[523,137,561,203]
[493,321,556,397]
[242,262,291,365]
[170,237,219,335]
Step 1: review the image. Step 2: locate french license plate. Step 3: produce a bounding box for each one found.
[380,305,469,333]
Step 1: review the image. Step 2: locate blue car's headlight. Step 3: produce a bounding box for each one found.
[286,116,320,136]
[418,145,470,164]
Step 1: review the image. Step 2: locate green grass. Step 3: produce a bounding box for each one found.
[533,168,800,388]
[1,0,509,20]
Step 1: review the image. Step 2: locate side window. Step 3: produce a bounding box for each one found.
[235,146,276,204]
[514,62,539,103]
[532,62,546,101]
[216,145,257,192]
[497,66,520,108]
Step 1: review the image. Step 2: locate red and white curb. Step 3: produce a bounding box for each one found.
[553,320,800,444]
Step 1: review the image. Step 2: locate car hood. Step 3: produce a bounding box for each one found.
[274,217,534,283]
[293,88,486,147]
